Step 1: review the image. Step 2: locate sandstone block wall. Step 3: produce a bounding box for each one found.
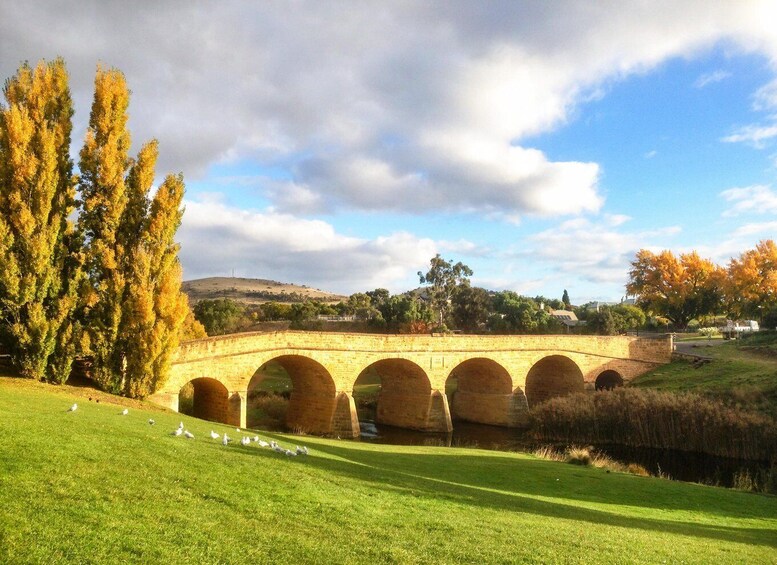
[148,331,672,436]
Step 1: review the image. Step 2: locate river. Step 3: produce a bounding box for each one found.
[355,419,771,488]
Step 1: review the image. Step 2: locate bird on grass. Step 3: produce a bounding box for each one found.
[241,436,251,446]
[67,403,78,412]
[121,408,129,416]
[210,430,220,440]
[284,449,297,457]
[252,435,259,442]
[258,440,269,448]
[171,427,183,437]
[148,419,155,425]
[222,434,230,446]
[296,446,309,456]
[183,430,195,439]
[178,421,184,430]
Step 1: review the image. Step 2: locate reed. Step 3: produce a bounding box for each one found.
[529,388,777,461]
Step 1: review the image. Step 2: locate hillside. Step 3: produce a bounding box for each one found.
[182,276,347,305]
[1,378,776,563]
[631,331,777,417]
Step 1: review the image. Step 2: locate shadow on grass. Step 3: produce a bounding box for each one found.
[251,433,777,549]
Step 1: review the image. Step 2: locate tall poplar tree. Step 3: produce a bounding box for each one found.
[78,66,189,397]
[0,59,83,382]
[77,66,132,392]
[121,169,189,398]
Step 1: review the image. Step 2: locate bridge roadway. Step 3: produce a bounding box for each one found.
[148,330,673,437]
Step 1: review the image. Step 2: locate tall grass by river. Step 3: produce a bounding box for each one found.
[529,388,777,461]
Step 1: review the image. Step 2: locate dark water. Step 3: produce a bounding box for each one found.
[356,419,771,488]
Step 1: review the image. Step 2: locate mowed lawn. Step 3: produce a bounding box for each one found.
[1,378,775,564]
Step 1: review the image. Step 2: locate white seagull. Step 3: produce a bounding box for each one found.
[121,408,129,416]
[67,403,77,412]
[183,430,195,439]
[171,427,183,437]
[296,446,309,455]
[252,435,259,442]
[241,436,251,446]
[222,433,230,446]
[178,421,184,430]
[148,419,155,425]
[210,430,220,440]
[258,440,269,448]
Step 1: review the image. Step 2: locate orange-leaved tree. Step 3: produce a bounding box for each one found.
[726,239,777,320]
[626,249,725,329]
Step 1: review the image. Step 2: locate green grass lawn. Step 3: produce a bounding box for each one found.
[631,333,777,417]
[1,378,775,564]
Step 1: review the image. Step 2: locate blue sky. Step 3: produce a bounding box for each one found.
[2,2,777,303]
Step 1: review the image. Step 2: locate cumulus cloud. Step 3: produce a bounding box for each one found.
[4,2,777,219]
[522,218,681,285]
[720,184,777,215]
[177,199,436,293]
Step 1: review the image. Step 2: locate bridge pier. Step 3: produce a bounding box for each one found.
[148,391,179,412]
[450,391,529,427]
[332,392,360,438]
[376,389,452,433]
[229,391,247,429]
[286,390,338,435]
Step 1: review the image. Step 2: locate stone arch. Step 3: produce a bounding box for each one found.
[446,358,527,426]
[355,358,448,432]
[525,355,584,408]
[180,377,230,424]
[595,369,624,391]
[248,355,337,434]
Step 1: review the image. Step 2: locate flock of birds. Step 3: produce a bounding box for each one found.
[67,403,310,458]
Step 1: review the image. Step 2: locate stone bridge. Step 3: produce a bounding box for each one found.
[148,331,672,437]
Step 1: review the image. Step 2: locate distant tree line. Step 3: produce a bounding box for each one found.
[192,255,651,337]
[0,59,197,398]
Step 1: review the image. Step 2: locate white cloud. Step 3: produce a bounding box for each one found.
[754,79,777,110]
[4,2,777,219]
[523,218,682,285]
[731,220,777,238]
[644,150,658,159]
[694,70,732,88]
[720,184,777,215]
[177,199,436,293]
[721,120,777,148]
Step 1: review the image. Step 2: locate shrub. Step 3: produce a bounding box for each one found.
[565,446,592,465]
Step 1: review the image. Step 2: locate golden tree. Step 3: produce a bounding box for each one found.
[77,66,132,391]
[77,66,188,397]
[626,249,725,329]
[0,59,83,382]
[727,239,777,320]
[121,173,189,398]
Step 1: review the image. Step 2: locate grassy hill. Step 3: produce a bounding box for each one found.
[182,276,347,305]
[631,331,777,417]
[1,378,775,564]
